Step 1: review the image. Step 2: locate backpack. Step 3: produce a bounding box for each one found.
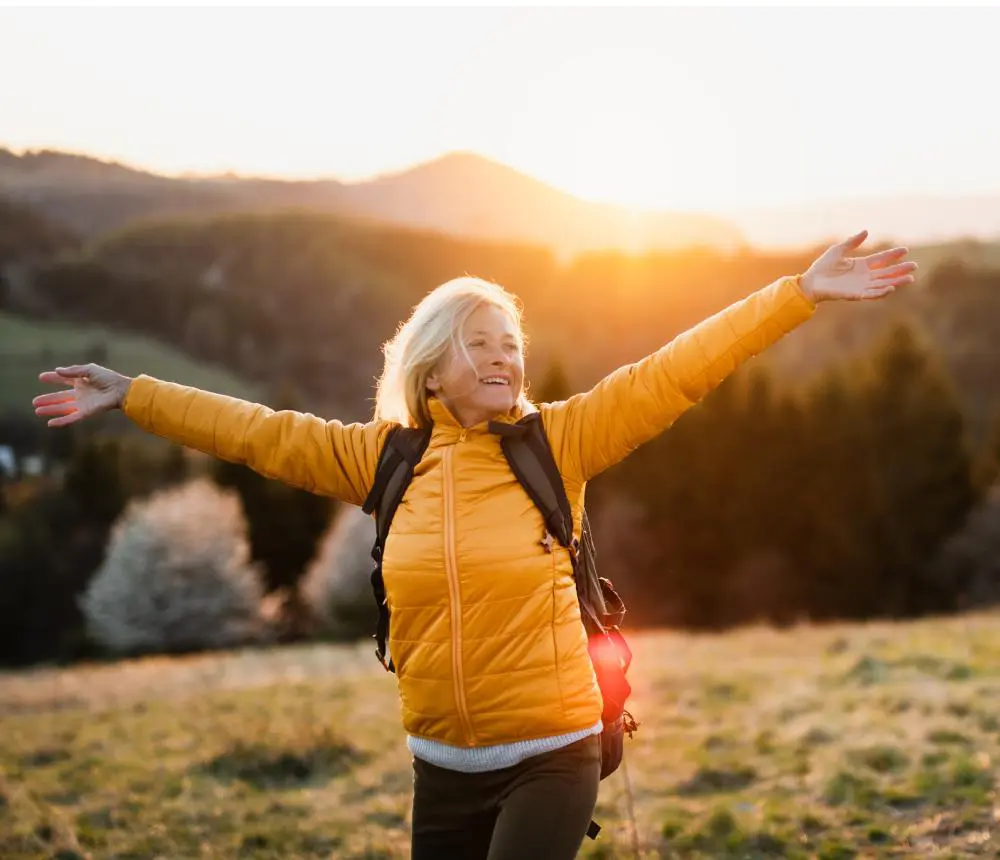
[361,411,637,839]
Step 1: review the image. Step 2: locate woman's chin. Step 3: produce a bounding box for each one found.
[476,390,515,414]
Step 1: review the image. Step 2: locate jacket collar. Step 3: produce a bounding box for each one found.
[427,396,528,442]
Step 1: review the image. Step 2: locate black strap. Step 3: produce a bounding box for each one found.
[365,426,431,542]
[362,426,404,517]
[490,414,611,635]
[362,425,431,671]
[576,508,608,633]
[489,414,574,548]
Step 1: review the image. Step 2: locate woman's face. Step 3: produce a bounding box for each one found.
[427,303,524,428]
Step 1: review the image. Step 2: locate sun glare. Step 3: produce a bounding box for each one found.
[497,50,769,214]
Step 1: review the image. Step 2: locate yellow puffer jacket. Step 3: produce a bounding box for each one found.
[122,274,815,747]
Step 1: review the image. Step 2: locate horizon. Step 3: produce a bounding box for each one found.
[9,141,1000,215]
[4,6,1000,225]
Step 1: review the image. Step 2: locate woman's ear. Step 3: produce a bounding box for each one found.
[426,371,441,393]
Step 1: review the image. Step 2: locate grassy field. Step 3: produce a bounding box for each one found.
[1,614,999,859]
[0,312,263,417]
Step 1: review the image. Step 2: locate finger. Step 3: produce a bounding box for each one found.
[839,229,868,252]
[871,262,918,281]
[38,371,81,387]
[863,247,909,269]
[53,365,93,378]
[863,285,896,300]
[35,403,78,417]
[32,391,77,407]
[32,395,77,411]
[878,274,916,288]
[48,410,82,428]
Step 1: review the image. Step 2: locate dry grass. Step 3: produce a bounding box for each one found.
[2,613,1000,858]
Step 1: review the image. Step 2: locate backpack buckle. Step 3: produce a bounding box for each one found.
[540,531,555,553]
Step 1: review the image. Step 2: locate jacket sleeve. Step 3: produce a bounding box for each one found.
[541,274,816,484]
[121,374,392,506]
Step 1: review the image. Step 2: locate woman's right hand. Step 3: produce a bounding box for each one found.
[32,364,134,427]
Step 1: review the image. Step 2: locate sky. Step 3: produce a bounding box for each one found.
[3,5,1000,217]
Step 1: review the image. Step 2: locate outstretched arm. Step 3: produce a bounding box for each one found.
[33,366,391,506]
[542,231,917,484]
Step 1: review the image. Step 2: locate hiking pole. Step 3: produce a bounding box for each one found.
[620,753,641,859]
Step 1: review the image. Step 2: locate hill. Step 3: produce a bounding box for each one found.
[0,196,77,265]
[9,146,1000,256]
[0,311,264,419]
[8,202,1000,435]
[6,181,1000,441]
[0,146,743,258]
[8,211,571,418]
[333,150,744,257]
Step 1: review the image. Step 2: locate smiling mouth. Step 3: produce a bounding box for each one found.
[480,377,510,386]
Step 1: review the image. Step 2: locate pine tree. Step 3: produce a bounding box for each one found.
[860,323,977,615]
[611,372,752,628]
[794,366,883,619]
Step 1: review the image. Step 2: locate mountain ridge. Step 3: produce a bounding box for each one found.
[0,146,742,257]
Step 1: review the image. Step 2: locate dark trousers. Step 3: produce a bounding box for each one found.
[410,734,602,860]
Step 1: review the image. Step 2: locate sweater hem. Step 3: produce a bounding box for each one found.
[407,719,604,773]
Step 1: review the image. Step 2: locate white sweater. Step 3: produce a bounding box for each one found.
[407,719,604,772]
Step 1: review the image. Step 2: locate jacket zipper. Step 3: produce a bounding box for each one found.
[443,435,475,745]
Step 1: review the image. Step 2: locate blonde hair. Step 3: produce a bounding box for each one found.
[374,276,533,428]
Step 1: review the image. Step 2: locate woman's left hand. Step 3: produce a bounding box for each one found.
[800,229,917,303]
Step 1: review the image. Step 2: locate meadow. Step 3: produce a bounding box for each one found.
[2,613,999,859]
[0,311,262,418]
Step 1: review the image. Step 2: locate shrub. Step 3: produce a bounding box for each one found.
[80,478,266,655]
[300,503,376,640]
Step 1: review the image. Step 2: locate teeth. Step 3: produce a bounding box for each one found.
[481,377,508,385]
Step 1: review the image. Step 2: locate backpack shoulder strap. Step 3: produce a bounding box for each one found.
[363,424,431,545]
[489,413,574,548]
[362,424,431,671]
[489,413,612,633]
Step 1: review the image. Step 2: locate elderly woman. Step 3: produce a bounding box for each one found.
[33,230,915,860]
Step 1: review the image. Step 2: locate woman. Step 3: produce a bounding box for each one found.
[33,229,915,859]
